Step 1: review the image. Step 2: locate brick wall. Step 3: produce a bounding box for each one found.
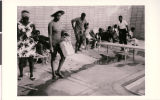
[17,6,132,39]
[130,6,145,40]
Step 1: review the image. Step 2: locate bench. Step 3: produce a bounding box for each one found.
[99,42,145,62]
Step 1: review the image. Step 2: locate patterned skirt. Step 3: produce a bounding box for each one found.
[17,38,37,58]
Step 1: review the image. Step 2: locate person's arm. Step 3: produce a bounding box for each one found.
[125,20,129,32]
[126,25,129,33]
[90,30,95,39]
[17,23,20,41]
[30,24,36,37]
[31,23,36,31]
[71,18,78,29]
[48,22,53,52]
[99,34,101,42]
[17,23,25,41]
[118,23,120,31]
[71,18,76,29]
[84,20,88,29]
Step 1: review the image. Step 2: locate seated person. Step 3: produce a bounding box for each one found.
[60,30,74,56]
[89,29,97,49]
[95,32,101,48]
[105,26,113,42]
[61,30,70,42]
[32,30,49,63]
[128,27,138,46]
[128,27,135,39]
[31,30,40,41]
[84,23,91,49]
[112,24,119,43]
[98,28,105,41]
[31,30,43,55]
[90,28,101,49]
[131,37,139,46]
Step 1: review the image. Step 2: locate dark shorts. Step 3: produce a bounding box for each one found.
[51,43,65,60]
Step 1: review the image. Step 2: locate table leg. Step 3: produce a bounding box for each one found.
[133,49,135,61]
[107,45,108,55]
[107,45,109,62]
[124,48,127,63]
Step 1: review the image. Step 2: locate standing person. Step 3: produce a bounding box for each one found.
[117,15,129,50]
[17,10,36,80]
[48,10,66,80]
[71,13,87,53]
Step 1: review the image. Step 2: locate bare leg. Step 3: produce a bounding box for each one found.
[75,34,79,53]
[51,57,58,79]
[28,57,35,80]
[78,41,82,51]
[75,40,79,53]
[50,50,58,80]
[56,45,66,78]
[18,58,25,78]
[78,35,83,51]
[57,57,66,73]
[28,57,34,77]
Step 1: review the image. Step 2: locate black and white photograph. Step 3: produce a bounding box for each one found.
[17,6,145,96]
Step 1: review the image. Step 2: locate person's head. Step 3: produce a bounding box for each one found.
[114,24,118,28]
[35,30,40,35]
[21,10,30,22]
[131,27,135,32]
[81,13,86,21]
[99,28,103,33]
[61,30,69,37]
[108,26,112,30]
[51,10,65,21]
[84,23,89,29]
[119,15,123,22]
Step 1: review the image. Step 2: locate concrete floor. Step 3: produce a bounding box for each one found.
[17,41,145,96]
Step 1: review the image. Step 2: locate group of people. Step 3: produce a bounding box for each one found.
[17,10,136,81]
[72,14,137,52]
[99,16,136,45]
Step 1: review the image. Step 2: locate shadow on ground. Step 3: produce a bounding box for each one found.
[26,52,143,96]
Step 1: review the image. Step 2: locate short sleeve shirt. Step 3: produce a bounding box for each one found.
[118,20,128,29]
